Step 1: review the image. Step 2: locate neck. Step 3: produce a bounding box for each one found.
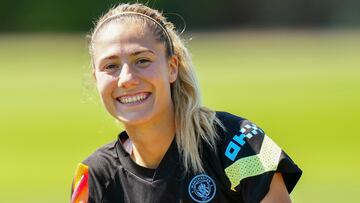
[124,108,176,169]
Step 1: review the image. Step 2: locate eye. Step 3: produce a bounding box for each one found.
[104,63,119,71]
[136,58,151,67]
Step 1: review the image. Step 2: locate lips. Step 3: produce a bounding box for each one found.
[117,92,151,104]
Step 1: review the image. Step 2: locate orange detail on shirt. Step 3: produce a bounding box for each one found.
[71,163,89,203]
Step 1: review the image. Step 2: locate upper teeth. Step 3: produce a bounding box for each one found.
[119,93,148,104]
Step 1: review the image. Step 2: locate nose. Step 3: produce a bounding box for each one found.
[117,63,139,88]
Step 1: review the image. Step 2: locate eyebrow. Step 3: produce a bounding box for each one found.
[101,55,118,61]
[130,49,155,56]
[100,50,155,61]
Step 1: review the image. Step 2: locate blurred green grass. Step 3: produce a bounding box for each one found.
[0,30,359,203]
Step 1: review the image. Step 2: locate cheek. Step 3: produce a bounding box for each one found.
[95,72,117,97]
[143,63,171,84]
[146,71,172,96]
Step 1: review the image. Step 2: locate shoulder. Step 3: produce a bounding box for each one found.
[82,140,119,173]
[71,140,120,202]
[215,111,247,128]
[82,140,120,188]
[214,111,302,200]
[215,111,267,163]
[215,111,260,138]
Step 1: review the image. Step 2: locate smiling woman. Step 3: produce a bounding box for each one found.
[70,3,302,203]
[92,21,177,127]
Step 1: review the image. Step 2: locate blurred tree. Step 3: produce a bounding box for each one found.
[0,0,359,32]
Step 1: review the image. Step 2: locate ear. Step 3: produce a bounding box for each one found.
[168,55,179,83]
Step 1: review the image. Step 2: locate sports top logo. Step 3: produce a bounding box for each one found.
[188,174,216,203]
[225,123,264,161]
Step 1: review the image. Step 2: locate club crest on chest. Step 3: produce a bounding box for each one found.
[188,174,216,203]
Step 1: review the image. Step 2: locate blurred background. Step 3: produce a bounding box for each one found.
[0,0,359,202]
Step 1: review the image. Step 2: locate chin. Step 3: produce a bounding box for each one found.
[115,111,154,127]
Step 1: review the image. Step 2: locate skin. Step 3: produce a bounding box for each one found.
[261,173,292,203]
[92,21,179,169]
[91,19,291,202]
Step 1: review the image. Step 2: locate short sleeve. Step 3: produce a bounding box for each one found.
[71,163,89,203]
[71,141,119,203]
[221,119,302,203]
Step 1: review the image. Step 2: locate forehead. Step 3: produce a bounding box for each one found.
[92,20,162,56]
[91,20,165,63]
[96,20,146,41]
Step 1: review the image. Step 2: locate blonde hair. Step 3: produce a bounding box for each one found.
[89,3,223,173]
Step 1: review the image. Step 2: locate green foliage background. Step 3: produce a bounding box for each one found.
[0,30,359,202]
[1,0,360,32]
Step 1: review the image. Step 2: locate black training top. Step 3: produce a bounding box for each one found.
[71,111,302,203]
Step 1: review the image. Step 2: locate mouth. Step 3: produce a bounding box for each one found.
[116,92,151,104]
